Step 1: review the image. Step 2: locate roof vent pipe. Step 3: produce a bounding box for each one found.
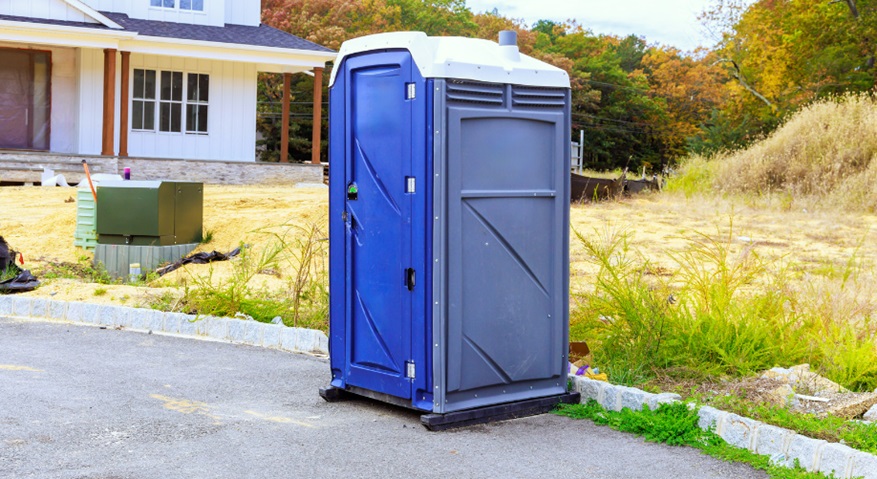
[498,30,521,62]
[498,30,517,46]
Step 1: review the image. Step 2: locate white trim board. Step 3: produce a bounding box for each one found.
[62,0,123,29]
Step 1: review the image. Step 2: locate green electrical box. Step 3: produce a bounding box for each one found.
[96,181,203,246]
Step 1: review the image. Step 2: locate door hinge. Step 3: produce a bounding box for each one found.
[405,176,416,194]
[406,360,416,379]
[406,83,416,100]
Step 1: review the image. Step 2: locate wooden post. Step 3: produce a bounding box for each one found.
[119,51,130,157]
[311,67,324,165]
[280,72,291,163]
[101,48,117,156]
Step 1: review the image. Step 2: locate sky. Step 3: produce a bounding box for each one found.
[465,0,720,52]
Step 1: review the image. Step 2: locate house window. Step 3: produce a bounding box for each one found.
[131,69,209,135]
[150,0,204,11]
[159,71,183,133]
[186,73,209,134]
[132,69,156,131]
[180,0,204,11]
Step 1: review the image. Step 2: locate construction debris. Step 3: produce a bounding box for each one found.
[155,247,242,277]
[761,364,848,395]
[0,237,40,293]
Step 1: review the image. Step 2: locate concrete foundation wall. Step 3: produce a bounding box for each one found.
[0,152,323,185]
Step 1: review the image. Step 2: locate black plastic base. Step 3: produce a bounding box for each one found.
[420,392,581,431]
[318,386,349,402]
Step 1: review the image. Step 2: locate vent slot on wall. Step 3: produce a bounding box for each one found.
[512,87,566,109]
[447,81,505,106]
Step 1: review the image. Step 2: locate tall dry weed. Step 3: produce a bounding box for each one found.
[712,93,877,211]
[572,223,877,391]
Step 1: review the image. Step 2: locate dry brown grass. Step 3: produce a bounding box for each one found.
[711,93,877,212]
[3,185,874,317]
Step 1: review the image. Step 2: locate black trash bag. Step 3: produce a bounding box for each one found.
[0,236,12,272]
[0,236,40,294]
[155,247,242,277]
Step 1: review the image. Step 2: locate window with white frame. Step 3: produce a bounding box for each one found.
[186,73,209,134]
[180,0,204,11]
[131,69,209,135]
[149,0,204,11]
[159,71,183,133]
[132,69,156,131]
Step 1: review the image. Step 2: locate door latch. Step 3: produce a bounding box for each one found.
[347,182,358,201]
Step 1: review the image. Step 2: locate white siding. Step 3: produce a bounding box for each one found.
[225,0,260,26]
[125,53,257,161]
[76,47,104,155]
[0,0,98,23]
[51,47,78,153]
[84,0,230,27]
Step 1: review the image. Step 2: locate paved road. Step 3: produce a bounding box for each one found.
[0,317,767,479]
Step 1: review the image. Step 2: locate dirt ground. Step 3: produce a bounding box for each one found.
[1,185,876,308]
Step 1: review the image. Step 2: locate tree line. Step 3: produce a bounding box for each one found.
[260,0,877,172]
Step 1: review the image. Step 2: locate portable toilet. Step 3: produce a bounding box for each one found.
[322,31,578,429]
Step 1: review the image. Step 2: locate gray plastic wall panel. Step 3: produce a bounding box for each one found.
[435,81,570,413]
[95,243,198,280]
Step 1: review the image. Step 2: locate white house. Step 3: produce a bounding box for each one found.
[0,0,335,163]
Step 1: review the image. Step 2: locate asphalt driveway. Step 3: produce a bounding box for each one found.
[0,317,766,479]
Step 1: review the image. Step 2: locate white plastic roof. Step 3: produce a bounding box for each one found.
[329,31,570,89]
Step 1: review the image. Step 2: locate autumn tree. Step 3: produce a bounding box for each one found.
[699,0,877,151]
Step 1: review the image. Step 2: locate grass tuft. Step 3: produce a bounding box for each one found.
[555,400,833,479]
[165,218,329,330]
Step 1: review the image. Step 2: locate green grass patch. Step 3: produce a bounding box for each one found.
[555,401,832,479]
[664,154,716,197]
[37,254,116,285]
[698,395,877,455]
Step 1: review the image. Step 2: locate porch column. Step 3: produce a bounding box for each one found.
[101,48,117,156]
[119,51,130,157]
[311,67,324,165]
[280,72,291,163]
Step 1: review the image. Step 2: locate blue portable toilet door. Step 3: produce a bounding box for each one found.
[343,52,417,401]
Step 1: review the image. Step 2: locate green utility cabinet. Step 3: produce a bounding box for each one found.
[96,181,203,246]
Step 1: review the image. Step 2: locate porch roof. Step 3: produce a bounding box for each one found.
[101,13,333,53]
[0,12,335,71]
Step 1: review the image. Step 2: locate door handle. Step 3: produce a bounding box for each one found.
[405,268,415,291]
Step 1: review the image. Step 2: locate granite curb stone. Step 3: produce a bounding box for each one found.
[721,413,759,450]
[0,296,328,357]
[12,297,32,317]
[851,450,877,479]
[47,300,67,320]
[0,296,12,316]
[754,424,794,459]
[569,374,877,478]
[785,435,827,471]
[818,443,856,478]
